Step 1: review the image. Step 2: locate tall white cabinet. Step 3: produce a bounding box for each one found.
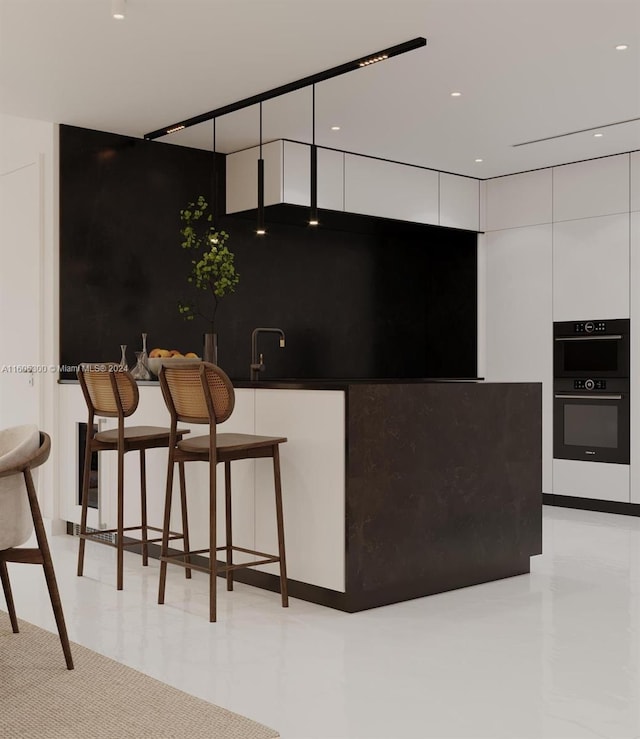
[482,170,553,494]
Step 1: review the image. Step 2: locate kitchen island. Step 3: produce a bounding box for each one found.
[58,378,542,612]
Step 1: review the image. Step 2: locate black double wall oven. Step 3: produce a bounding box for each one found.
[553,319,630,464]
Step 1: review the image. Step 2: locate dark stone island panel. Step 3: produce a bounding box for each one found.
[344,381,542,611]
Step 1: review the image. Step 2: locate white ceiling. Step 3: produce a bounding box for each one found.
[1,0,639,178]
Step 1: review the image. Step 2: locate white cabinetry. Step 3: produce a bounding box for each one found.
[254,389,345,592]
[483,225,553,493]
[282,140,309,206]
[484,169,552,231]
[344,153,439,224]
[553,154,630,222]
[553,459,629,503]
[317,147,344,211]
[439,173,479,231]
[552,214,630,321]
[631,152,640,213]
[225,140,283,214]
[631,211,640,503]
[226,140,480,231]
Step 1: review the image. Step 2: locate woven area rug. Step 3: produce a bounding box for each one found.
[0,615,279,739]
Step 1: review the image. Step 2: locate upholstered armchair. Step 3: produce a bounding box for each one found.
[0,425,73,669]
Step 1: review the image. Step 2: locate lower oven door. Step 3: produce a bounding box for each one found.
[553,383,629,464]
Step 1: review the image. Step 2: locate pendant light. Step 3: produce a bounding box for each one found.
[211,117,218,222]
[256,102,266,236]
[309,84,319,227]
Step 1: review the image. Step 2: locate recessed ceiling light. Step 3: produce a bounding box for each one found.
[112,0,125,19]
[475,158,483,163]
[331,126,341,131]
[450,91,462,97]
[615,44,629,50]
[594,132,604,138]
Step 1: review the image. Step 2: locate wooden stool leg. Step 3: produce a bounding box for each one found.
[139,450,149,566]
[116,444,125,591]
[77,432,93,577]
[25,470,74,670]
[225,461,233,592]
[272,445,289,608]
[0,559,19,633]
[178,462,191,579]
[209,459,217,623]
[158,454,175,605]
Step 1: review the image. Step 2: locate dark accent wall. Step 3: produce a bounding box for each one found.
[60,125,477,380]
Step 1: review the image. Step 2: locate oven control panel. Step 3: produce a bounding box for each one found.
[573,321,607,333]
[574,378,607,390]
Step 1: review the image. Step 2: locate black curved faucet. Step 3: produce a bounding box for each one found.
[250,328,285,381]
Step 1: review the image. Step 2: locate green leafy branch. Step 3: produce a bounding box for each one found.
[177,195,239,330]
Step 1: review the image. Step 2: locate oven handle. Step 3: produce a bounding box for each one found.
[554,335,622,341]
[554,394,623,400]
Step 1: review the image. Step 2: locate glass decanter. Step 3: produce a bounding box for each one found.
[131,334,151,380]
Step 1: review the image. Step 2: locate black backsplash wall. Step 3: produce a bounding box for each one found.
[60,125,477,380]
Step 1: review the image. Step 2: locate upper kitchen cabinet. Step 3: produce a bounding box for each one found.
[439,173,479,231]
[631,152,640,212]
[281,141,345,212]
[226,140,283,214]
[484,169,552,231]
[553,154,630,222]
[553,213,630,320]
[344,153,439,225]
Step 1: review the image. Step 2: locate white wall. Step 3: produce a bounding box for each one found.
[0,114,60,522]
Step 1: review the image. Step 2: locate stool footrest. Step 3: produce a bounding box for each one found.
[79,526,185,548]
[160,546,280,574]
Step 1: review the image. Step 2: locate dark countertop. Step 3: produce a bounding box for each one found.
[59,377,485,389]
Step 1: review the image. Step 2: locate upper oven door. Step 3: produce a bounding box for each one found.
[553,319,629,378]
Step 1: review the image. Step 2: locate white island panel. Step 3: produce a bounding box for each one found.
[254,388,346,592]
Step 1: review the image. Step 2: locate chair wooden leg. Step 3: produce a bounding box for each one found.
[116,445,125,591]
[225,461,233,592]
[139,450,149,566]
[272,445,289,608]
[178,462,191,579]
[24,470,74,670]
[209,460,217,623]
[77,432,93,577]
[158,454,175,605]
[0,559,19,633]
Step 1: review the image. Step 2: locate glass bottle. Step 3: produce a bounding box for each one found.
[119,344,128,370]
[131,333,151,380]
[131,351,151,381]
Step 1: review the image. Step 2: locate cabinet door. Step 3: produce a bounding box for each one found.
[253,389,346,592]
[483,225,553,493]
[553,459,629,502]
[553,214,630,321]
[344,153,438,224]
[484,169,552,231]
[225,141,283,214]
[282,141,309,206]
[439,173,479,231]
[632,152,640,213]
[318,148,344,212]
[553,154,630,222]
[631,212,640,502]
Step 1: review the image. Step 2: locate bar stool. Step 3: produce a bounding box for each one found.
[77,363,191,590]
[158,361,289,622]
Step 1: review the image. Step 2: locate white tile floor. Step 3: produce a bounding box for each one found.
[4,505,640,739]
